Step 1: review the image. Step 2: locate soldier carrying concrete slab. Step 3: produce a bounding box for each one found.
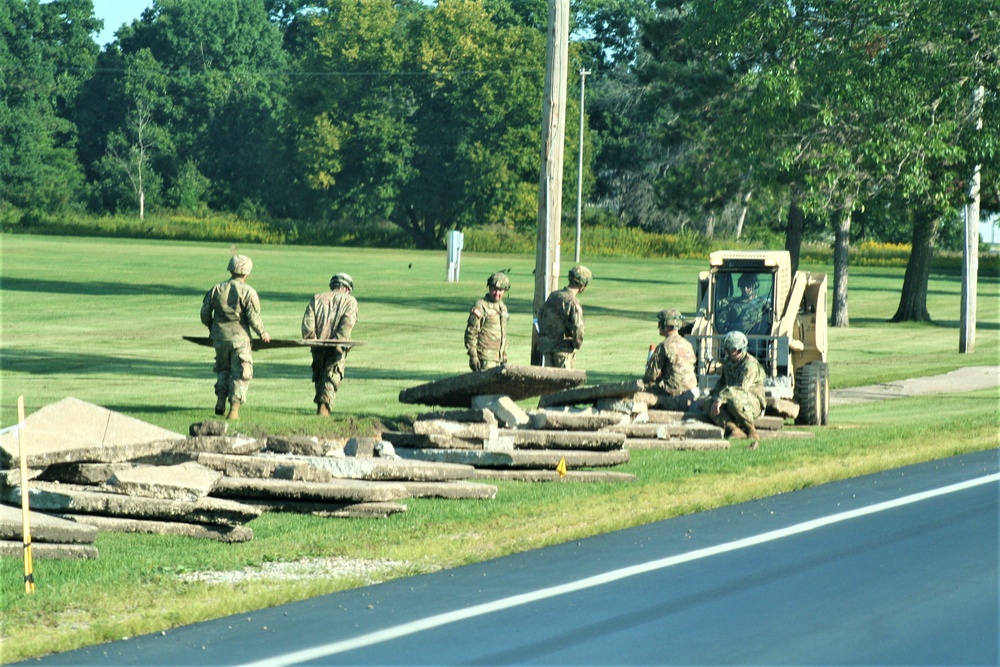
[302,273,358,416]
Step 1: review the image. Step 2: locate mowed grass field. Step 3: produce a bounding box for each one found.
[0,233,998,662]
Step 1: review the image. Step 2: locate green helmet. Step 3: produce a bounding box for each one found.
[723,330,748,354]
[657,308,684,328]
[487,272,511,291]
[329,273,354,291]
[568,265,592,287]
[227,255,253,276]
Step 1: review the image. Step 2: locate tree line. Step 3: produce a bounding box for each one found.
[2,0,997,322]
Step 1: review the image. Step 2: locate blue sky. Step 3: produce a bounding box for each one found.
[91,0,153,46]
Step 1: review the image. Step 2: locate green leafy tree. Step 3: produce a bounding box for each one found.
[296,0,547,248]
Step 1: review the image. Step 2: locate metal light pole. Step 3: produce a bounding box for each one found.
[575,68,590,264]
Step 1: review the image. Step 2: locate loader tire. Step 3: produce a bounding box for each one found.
[795,362,823,426]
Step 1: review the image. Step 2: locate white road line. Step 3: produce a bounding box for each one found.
[240,472,1000,667]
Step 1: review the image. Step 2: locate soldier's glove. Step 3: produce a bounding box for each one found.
[468,355,480,372]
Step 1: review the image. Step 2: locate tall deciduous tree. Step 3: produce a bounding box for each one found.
[296,0,547,248]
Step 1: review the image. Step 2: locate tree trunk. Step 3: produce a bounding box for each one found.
[784,198,804,274]
[735,190,752,239]
[704,212,715,238]
[830,206,852,328]
[891,211,937,322]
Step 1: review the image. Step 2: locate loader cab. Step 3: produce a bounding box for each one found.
[712,270,775,343]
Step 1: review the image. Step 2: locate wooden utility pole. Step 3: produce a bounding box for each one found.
[960,85,984,354]
[531,0,570,365]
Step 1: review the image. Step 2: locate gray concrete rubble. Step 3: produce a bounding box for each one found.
[527,410,627,431]
[0,397,185,468]
[242,500,407,519]
[108,462,222,502]
[51,513,253,543]
[537,380,646,408]
[395,448,630,469]
[38,462,134,486]
[399,364,586,407]
[0,503,98,544]
[264,435,344,457]
[279,454,478,482]
[472,469,638,483]
[470,395,530,427]
[211,477,411,503]
[0,540,99,560]
[396,480,498,500]
[498,428,627,451]
[174,435,263,456]
[415,408,497,425]
[189,420,227,437]
[196,452,334,483]
[1,482,260,527]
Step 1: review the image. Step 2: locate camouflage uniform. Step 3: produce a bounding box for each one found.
[465,295,508,371]
[302,275,358,411]
[716,294,767,334]
[644,330,699,410]
[200,256,269,409]
[707,350,766,434]
[537,287,585,368]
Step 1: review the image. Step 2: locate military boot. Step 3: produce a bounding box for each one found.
[747,426,760,450]
[724,422,747,439]
[317,403,330,417]
[215,395,227,416]
[227,400,241,421]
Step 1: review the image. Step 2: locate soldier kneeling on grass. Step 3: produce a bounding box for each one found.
[704,331,765,448]
[643,308,699,411]
[302,273,358,417]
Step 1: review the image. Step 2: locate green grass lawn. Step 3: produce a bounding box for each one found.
[0,233,998,662]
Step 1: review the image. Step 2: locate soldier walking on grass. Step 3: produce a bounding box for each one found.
[705,330,765,448]
[536,265,591,369]
[643,308,699,410]
[200,254,271,421]
[465,272,510,371]
[302,273,358,416]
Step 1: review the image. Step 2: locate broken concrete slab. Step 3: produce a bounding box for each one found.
[595,397,650,416]
[1,481,260,527]
[498,429,626,451]
[211,477,410,503]
[766,397,799,419]
[394,448,630,469]
[2,468,42,486]
[537,380,645,408]
[174,435,264,456]
[414,408,497,425]
[397,480,498,500]
[0,503,98,544]
[242,500,407,519]
[37,462,133,486]
[470,395,530,427]
[197,452,333,483]
[605,423,725,440]
[0,397,185,468]
[108,462,222,502]
[0,540,98,560]
[281,454,477,482]
[189,420,227,437]
[471,469,638,483]
[399,364,586,407]
[413,420,496,441]
[264,435,343,457]
[647,410,686,424]
[624,438,731,451]
[381,431,485,450]
[51,513,253,543]
[527,410,626,431]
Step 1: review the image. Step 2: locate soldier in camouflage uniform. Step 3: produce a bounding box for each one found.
[643,308,699,410]
[200,254,271,421]
[465,272,510,371]
[302,273,358,416]
[537,265,591,369]
[716,273,768,334]
[706,331,765,448]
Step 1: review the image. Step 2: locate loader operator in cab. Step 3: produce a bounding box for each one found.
[716,272,768,335]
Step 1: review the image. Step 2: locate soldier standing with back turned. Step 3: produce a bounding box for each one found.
[302,273,358,416]
[200,254,271,421]
[536,265,591,369]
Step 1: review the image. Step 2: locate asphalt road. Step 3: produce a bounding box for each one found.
[26,449,998,667]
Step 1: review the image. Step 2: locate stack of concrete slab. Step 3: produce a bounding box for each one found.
[0,503,99,560]
[0,399,498,548]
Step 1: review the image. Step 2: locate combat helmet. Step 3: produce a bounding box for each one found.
[723,330,748,354]
[487,272,511,291]
[568,265,592,287]
[228,254,253,276]
[329,273,354,291]
[657,308,685,328]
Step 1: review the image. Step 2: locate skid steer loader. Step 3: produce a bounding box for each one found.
[683,250,830,425]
